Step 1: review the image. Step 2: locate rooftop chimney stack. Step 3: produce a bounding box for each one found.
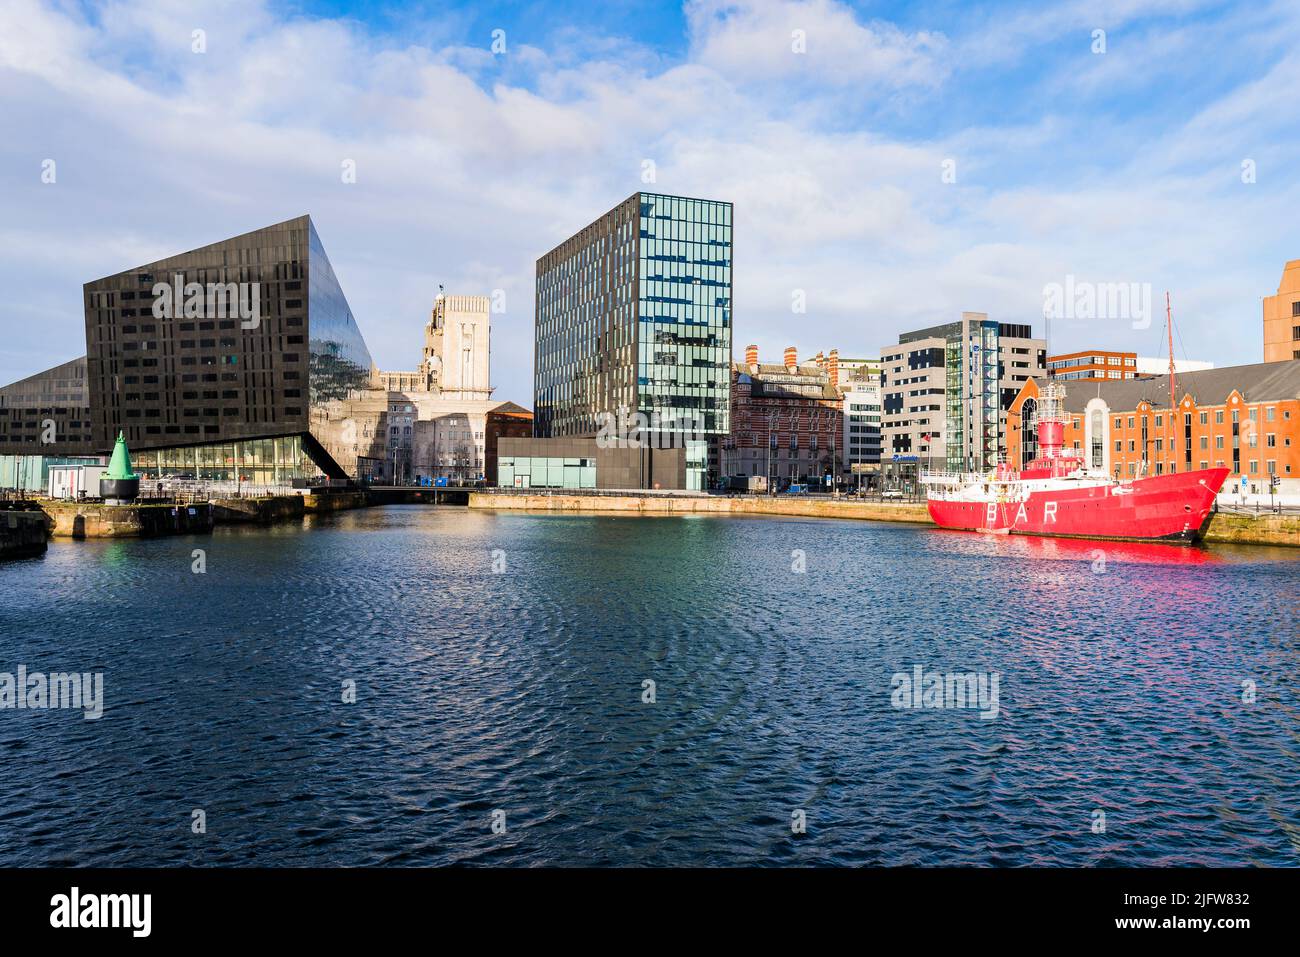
[744,344,759,369]
[784,346,798,372]
[828,349,840,389]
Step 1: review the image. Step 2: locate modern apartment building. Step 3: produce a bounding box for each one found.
[841,380,882,485]
[1263,259,1300,363]
[880,313,1045,484]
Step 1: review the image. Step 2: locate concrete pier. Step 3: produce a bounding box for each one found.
[38,489,373,536]
[1202,511,1300,547]
[211,495,306,525]
[303,491,370,513]
[0,510,48,558]
[469,491,1300,547]
[40,501,215,539]
[469,491,932,523]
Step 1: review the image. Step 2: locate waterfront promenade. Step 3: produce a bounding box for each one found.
[469,490,1300,547]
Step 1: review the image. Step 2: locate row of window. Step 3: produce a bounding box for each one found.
[1102,406,1290,429]
[1112,433,1288,452]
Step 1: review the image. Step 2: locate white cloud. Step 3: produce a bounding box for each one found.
[0,0,1296,396]
[685,0,948,89]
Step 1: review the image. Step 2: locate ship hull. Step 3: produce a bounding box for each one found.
[927,468,1229,544]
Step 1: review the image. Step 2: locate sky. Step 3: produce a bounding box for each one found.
[2,0,1298,406]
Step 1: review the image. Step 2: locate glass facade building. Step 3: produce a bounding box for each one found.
[77,215,383,480]
[944,319,1002,473]
[535,192,732,460]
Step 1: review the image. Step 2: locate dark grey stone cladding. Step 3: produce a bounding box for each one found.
[498,436,687,490]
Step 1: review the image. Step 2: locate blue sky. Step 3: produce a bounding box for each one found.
[2,0,1297,405]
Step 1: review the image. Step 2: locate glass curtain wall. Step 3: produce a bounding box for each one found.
[131,434,318,484]
[636,193,731,437]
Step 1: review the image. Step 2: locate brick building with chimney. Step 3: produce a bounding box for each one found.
[720,345,844,487]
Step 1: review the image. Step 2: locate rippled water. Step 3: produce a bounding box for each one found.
[1,505,1298,866]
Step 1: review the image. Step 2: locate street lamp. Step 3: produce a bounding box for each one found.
[759,408,769,494]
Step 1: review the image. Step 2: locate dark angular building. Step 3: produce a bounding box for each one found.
[0,357,95,455]
[78,215,382,482]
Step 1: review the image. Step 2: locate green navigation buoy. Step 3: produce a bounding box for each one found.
[100,431,141,504]
[105,431,137,480]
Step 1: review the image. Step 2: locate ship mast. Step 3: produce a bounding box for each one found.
[1167,292,1176,474]
[1166,292,1176,413]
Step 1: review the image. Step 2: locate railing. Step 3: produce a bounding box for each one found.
[478,486,711,499]
[1213,497,1299,517]
[920,469,991,486]
[137,479,301,502]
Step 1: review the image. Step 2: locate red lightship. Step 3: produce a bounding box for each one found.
[924,296,1229,544]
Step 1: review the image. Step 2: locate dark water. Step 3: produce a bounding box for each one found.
[1,505,1298,867]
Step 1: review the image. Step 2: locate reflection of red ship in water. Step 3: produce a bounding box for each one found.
[925,379,1229,544]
